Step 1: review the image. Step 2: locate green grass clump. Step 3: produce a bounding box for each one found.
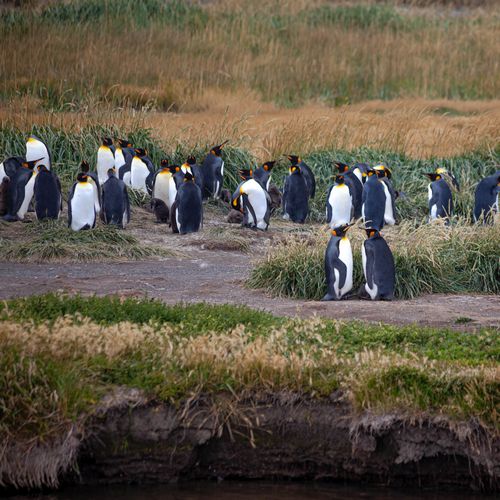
[248,222,500,300]
[0,219,166,262]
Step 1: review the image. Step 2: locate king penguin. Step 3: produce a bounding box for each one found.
[1,156,25,183]
[102,167,130,228]
[334,161,362,219]
[236,169,271,230]
[34,164,62,220]
[283,164,309,223]
[115,138,134,185]
[80,160,101,215]
[362,168,386,230]
[130,148,155,194]
[436,166,460,192]
[97,137,115,185]
[68,172,96,231]
[182,156,204,193]
[171,172,203,234]
[373,164,396,226]
[26,135,51,170]
[326,174,354,229]
[473,170,500,224]
[322,224,354,301]
[201,141,227,199]
[253,161,275,191]
[359,228,395,301]
[286,155,315,199]
[424,172,453,223]
[153,160,178,212]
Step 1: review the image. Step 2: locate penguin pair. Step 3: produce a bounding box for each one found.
[171,172,203,234]
[101,168,130,228]
[322,225,395,301]
[231,164,273,231]
[473,170,500,224]
[202,141,227,199]
[283,163,309,223]
[424,172,453,223]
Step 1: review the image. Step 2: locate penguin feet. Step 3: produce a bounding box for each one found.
[321,293,339,302]
[2,214,19,222]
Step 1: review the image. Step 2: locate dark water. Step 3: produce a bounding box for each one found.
[11,481,489,500]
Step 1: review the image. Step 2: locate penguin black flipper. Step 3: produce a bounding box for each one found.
[145,172,154,196]
[300,161,316,199]
[56,174,63,213]
[123,184,131,225]
[263,191,271,229]
[242,193,258,228]
[326,185,333,224]
[67,183,76,228]
[170,200,179,233]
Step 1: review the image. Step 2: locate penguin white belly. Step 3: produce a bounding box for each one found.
[88,178,100,214]
[153,174,172,207]
[328,186,352,228]
[17,173,37,219]
[97,147,115,185]
[114,149,125,171]
[26,138,50,169]
[362,244,378,300]
[338,238,353,297]
[221,160,224,176]
[382,183,395,225]
[0,162,5,182]
[130,158,149,193]
[333,269,340,298]
[353,168,362,183]
[123,172,131,186]
[168,181,178,211]
[176,208,180,232]
[71,184,95,231]
[245,180,268,229]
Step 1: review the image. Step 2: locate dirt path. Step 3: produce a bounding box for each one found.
[1,253,498,329]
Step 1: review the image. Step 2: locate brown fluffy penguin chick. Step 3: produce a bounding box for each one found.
[151,198,170,224]
[0,176,10,216]
[220,188,232,205]
[227,208,243,224]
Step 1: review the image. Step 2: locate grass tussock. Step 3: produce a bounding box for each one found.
[248,222,500,300]
[0,295,498,452]
[0,1,499,111]
[0,219,167,262]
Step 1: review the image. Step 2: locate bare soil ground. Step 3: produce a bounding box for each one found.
[1,205,498,330]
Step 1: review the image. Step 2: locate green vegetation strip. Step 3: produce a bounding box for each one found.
[0,294,498,448]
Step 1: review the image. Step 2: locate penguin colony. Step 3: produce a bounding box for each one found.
[1,136,498,301]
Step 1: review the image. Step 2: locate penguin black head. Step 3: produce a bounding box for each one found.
[37,164,49,173]
[22,158,43,169]
[187,155,196,165]
[102,137,113,147]
[365,228,380,239]
[289,165,301,175]
[239,169,253,181]
[80,160,90,173]
[211,141,228,156]
[334,161,350,174]
[424,172,441,182]
[286,155,300,165]
[365,168,377,178]
[134,148,147,157]
[374,165,392,179]
[183,172,195,183]
[330,224,353,238]
[160,158,169,168]
[107,167,116,177]
[77,173,88,183]
[117,138,132,148]
[262,161,275,172]
[335,174,345,184]
[168,165,181,174]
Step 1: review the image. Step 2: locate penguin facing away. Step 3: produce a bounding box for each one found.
[237,171,271,231]
[424,172,453,223]
[322,224,354,301]
[0,156,25,183]
[26,135,51,170]
[80,160,101,215]
[97,137,115,185]
[34,165,62,220]
[362,168,386,230]
[171,172,203,234]
[334,161,362,219]
[473,170,500,224]
[201,141,227,199]
[359,228,395,301]
[286,155,315,199]
[326,174,354,229]
[436,167,460,192]
[283,164,309,223]
[101,168,130,228]
[68,172,96,231]
[374,165,396,226]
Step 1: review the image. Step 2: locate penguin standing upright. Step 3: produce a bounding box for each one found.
[359,228,395,301]
[68,173,96,231]
[80,160,101,216]
[26,136,51,170]
[97,138,115,185]
[183,156,204,193]
[424,172,453,223]
[253,161,275,191]
[326,174,354,229]
[473,170,500,224]
[362,168,386,230]
[334,161,362,219]
[235,170,271,230]
[286,155,315,198]
[115,138,134,185]
[152,160,178,223]
[171,172,203,234]
[374,165,396,226]
[2,158,42,221]
[34,165,62,220]
[101,168,130,228]
[283,164,309,223]
[130,148,155,194]
[201,141,227,199]
[322,224,353,301]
